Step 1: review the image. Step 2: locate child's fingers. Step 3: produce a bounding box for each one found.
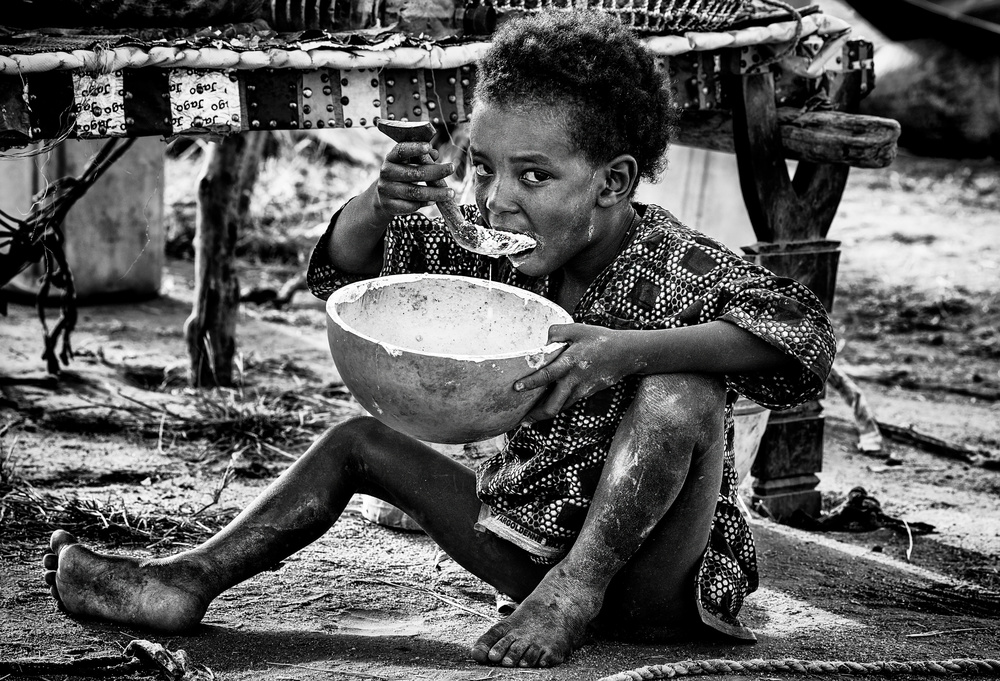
[382,159,455,184]
[385,141,436,163]
[378,179,454,207]
[513,361,564,394]
[545,323,577,343]
[522,381,573,425]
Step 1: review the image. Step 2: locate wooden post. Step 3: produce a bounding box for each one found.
[183,132,265,388]
[726,43,863,521]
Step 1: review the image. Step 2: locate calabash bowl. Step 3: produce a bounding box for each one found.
[326,273,572,444]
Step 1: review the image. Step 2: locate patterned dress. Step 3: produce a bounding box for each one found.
[308,202,836,640]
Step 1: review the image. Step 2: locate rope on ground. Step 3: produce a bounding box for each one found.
[0,639,214,679]
[599,658,1000,680]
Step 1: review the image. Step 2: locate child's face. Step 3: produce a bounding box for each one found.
[469,100,613,278]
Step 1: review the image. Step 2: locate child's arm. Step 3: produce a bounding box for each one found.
[515,320,793,425]
[325,141,456,275]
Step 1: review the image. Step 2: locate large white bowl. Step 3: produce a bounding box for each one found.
[326,273,572,444]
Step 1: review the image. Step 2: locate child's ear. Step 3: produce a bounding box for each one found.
[597,154,639,207]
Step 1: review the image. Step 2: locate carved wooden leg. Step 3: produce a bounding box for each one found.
[727,49,852,521]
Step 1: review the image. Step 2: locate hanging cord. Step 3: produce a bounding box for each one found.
[0,137,136,374]
[599,658,1000,681]
[747,0,803,71]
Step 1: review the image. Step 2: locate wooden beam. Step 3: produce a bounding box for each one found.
[675,107,900,169]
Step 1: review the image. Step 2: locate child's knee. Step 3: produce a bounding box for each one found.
[316,414,391,460]
[635,373,725,427]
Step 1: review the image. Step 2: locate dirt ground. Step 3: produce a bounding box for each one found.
[2,140,1000,680]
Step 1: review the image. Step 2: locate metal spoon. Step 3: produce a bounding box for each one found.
[376,119,537,257]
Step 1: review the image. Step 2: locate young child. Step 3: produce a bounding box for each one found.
[42,10,835,668]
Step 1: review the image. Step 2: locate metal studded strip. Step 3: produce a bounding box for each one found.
[26,71,76,141]
[122,68,172,137]
[244,68,301,131]
[382,68,428,123]
[300,68,341,130]
[0,76,31,146]
[338,68,382,129]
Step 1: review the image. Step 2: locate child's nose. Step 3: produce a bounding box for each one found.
[485,175,517,214]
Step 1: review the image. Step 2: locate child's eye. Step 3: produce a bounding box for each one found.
[473,163,492,177]
[521,170,551,184]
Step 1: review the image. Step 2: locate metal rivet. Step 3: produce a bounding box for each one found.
[341,78,349,86]
[125,116,135,125]
[317,119,325,128]
[388,113,395,120]
[329,119,336,126]
[289,102,297,109]
[303,105,311,114]
[370,78,379,88]
[448,94,456,103]
[427,101,436,110]
[304,120,312,128]
[386,95,394,104]
[387,78,395,87]
[248,84,256,91]
[461,79,469,87]
[412,106,422,116]
[323,86,332,95]
[410,76,418,84]
[269,119,277,126]
[372,99,380,108]
[448,76,456,85]
[290,121,298,128]
[449,112,458,122]
[303,87,313,97]
[359,117,366,126]
[321,73,329,82]
[327,104,334,112]
[341,96,350,105]
[345,118,352,127]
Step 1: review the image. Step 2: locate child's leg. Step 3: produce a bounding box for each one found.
[42,416,549,632]
[472,373,726,667]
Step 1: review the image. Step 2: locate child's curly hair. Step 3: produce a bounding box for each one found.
[474,10,676,184]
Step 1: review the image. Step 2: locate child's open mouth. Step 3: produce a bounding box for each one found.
[506,245,535,264]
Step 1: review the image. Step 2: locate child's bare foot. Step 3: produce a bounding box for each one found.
[41,530,212,632]
[470,571,603,667]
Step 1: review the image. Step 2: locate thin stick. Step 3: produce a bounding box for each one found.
[157,413,167,454]
[260,441,298,460]
[368,579,495,621]
[906,628,991,638]
[903,519,914,562]
[267,662,388,679]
